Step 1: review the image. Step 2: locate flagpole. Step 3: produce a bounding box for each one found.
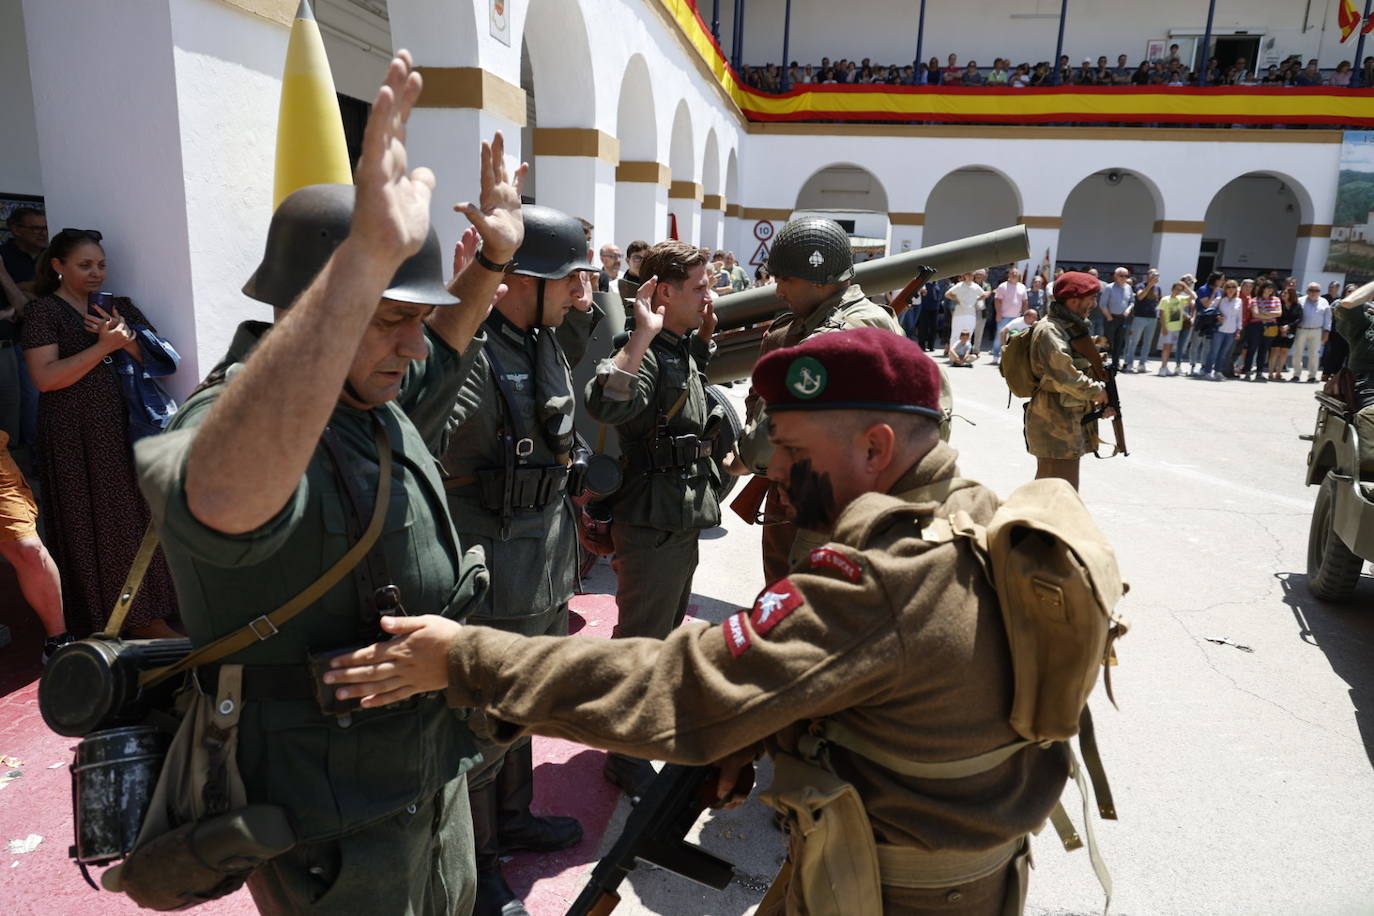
[1052,0,1068,86]
[1198,0,1217,86]
[1356,0,1374,85]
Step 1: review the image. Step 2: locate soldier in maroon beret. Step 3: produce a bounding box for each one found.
[1022,271,1114,490]
[326,327,1066,915]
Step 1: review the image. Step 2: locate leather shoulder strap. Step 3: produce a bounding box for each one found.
[137,421,394,689]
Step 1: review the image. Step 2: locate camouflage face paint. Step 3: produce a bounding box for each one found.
[785,458,836,530]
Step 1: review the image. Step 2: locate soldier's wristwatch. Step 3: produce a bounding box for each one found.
[474,248,515,274]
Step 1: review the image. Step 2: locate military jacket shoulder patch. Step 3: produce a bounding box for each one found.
[807,547,861,582]
[750,579,804,636]
[723,611,752,657]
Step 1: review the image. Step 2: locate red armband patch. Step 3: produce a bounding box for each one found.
[722,612,752,657]
[750,579,804,636]
[807,547,861,583]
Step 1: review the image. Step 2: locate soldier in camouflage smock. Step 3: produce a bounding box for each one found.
[1024,271,1111,491]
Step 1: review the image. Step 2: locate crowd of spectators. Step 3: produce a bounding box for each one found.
[895,262,1350,385]
[741,46,1374,93]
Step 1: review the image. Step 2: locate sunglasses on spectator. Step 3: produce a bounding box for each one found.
[57,228,103,242]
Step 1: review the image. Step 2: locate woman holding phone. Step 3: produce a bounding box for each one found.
[20,228,178,636]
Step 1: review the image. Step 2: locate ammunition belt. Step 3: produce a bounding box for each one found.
[623,435,714,474]
[471,464,570,512]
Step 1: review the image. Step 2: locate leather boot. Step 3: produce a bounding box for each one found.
[470,781,530,916]
[496,740,583,853]
[602,752,657,802]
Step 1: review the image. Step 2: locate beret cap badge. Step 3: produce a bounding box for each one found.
[786,356,828,399]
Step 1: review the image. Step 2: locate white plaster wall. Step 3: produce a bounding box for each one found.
[1203,175,1302,272]
[923,170,1021,247]
[169,0,290,387]
[314,0,391,101]
[738,0,1355,71]
[0,0,42,195]
[1058,173,1158,265]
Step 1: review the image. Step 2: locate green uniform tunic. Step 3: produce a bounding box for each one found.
[135,321,487,913]
[585,329,720,638]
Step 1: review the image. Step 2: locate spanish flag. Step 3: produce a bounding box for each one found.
[1340,0,1362,42]
[273,0,352,207]
[1363,10,1374,34]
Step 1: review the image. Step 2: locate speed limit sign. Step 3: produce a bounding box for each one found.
[753,220,775,241]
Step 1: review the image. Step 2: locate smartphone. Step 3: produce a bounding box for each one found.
[88,291,114,316]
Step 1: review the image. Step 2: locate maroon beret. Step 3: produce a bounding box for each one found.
[752,327,942,420]
[1053,271,1101,301]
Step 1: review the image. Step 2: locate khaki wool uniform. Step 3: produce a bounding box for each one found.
[135,322,487,915]
[1024,302,1105,460]
[735,284,941,582]
[443,442,1068,914]
[585,329,721,639]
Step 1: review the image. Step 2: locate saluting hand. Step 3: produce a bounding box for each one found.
[325,614,462,707]
[700,295,718,340]
[352,50,433,266]
[454,131,527,264]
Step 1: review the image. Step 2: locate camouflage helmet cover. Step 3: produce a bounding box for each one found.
[766,217,855,285]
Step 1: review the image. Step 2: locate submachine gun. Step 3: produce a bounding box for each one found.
[1069,333,1128,457]
[566,763,743,915]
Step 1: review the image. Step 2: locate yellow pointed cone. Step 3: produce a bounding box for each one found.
[273,0,352,208]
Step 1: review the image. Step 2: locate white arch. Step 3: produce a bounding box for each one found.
[924,166,1023,246]
[1202,172,1306,275]
[669,100,695,183]
[1058,169,1163,267]
[725,148,740,205]
[1204,169,1316,225]
[702,129,721,196]
[616,54,657,162]
[795,162,890,212]
[520,0,596,128]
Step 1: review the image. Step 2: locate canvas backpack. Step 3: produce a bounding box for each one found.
[999,326,1038,398]
[800,477,1128,911]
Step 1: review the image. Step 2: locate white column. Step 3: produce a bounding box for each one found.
[700,204,724,252]
[723,207,743,261]
[669,193,703,246]
[408,107,522,280]
[1151,230,1202,285]
[615,179,667,247]
[534,154,616,238]
[23,0,289,397]
[890,221,924,255]
[1294,233,1341,287]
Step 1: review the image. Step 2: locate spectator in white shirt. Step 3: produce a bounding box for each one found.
[1201,280,1243,381]
[972,268,993,353]
[999,308,1039,347]
[944,272,987,347]
[991,268,1028,364]
[1293,282,1332,383]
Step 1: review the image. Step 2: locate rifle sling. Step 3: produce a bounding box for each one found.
[137,421,394,690]
[98,524,163,639]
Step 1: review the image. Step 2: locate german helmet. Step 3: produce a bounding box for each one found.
[243,184,458,309]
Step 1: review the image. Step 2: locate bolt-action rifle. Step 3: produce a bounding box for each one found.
[566,763,744,916]
[1069,333,1128,457]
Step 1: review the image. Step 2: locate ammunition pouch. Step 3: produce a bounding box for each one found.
[475,464,571,513]
[624,435,714,474]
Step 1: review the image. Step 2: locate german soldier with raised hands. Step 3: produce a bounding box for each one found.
[132,54,522,913]
[1024,270,1114,490]
[584,239,721,800]
[439,204,596,916]
[324,329,1072,915]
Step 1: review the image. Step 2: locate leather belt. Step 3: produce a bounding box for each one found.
[195,663,316,701]
[624,435,714,474]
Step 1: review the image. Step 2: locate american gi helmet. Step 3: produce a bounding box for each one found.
[766,217,855,285]
[243,184,459,309]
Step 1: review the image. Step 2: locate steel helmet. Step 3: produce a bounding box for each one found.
[766,217,855,285]
[243,184,458,309]
[510,205,598,279]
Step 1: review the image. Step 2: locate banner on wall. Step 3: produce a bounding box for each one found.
[1324,131,1374,279]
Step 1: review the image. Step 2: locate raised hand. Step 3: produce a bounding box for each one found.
[700,294,718,339]
[454,131,527,264]
[351,50,433,266]
[85,304,135,353]
[631,276,665,338]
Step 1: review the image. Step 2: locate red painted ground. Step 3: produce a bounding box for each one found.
[0,574,672,915]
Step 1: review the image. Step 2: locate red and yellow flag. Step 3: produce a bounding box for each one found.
[1362,10,1374,34]
[1340,0,1362,42]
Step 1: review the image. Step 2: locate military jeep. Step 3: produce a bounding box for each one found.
[1304,390,1374,600]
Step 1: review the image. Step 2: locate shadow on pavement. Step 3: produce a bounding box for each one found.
[1276,570,1374,766]
[0,564,42,700]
